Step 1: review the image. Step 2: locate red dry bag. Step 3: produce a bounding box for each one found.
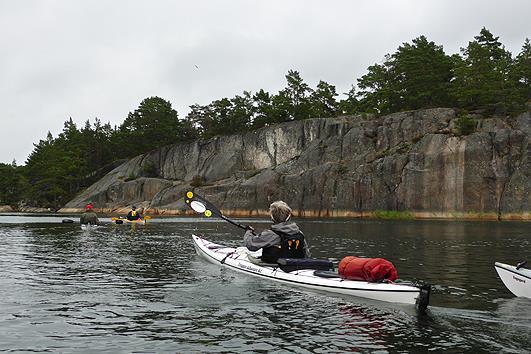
[338,256,398,282]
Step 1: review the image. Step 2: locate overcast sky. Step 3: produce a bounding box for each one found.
[1,0,529,164]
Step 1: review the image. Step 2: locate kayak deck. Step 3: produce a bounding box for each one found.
[192,234,430,309]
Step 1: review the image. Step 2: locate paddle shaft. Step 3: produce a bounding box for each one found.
[220,214,248,231]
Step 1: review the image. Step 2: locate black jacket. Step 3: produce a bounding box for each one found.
[243,221,310,262]
[127,210,141,221]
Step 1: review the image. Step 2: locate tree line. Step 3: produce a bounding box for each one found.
[1,28,529,209]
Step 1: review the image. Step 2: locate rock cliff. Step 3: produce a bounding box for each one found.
[60,108,530,220]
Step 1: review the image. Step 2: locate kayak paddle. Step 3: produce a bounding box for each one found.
[185,191,250,231]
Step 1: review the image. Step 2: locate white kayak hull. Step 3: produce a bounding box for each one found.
[192,235,429,309]
[495,262,531,299]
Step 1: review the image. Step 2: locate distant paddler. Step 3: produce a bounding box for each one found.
[112,206,151,224]
[80,203,100,225]
[126,205,142,221]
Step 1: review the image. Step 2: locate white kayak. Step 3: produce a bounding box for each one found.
[192,235,430,310]
[495,262,531,299]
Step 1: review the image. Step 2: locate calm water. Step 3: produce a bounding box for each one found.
[0,214,529,353]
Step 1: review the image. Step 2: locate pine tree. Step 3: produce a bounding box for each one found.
[390,35,453,110]
[284,70,312,120]
[356,59,394,114]
[228,91,253,133]
[185,104,212,137]
[251,89,273,128]
[451,28,516,113]
[338,86,359,115]
[512,38,531,106]
[0,163,28,205]
[119,97,188,153]
[269,90,292,124]
[357,36,453,113]
[309,80,338,118]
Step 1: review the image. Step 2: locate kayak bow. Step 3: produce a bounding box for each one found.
[495,262,531,299]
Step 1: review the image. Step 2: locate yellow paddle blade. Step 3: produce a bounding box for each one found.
[144,216,152,220]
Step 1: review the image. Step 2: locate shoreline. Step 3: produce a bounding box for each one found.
[3,205,529,221]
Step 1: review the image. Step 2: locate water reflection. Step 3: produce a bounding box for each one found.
[0,217,529,352]
[494,297,531,328]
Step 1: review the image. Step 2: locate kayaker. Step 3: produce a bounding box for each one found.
[126,205,142,221]
[80,203,100,225]
[243,201,310,263]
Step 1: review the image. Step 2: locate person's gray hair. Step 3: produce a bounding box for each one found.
[269,201,292,223]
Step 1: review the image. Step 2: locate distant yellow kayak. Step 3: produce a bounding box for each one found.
[112,217,149,225]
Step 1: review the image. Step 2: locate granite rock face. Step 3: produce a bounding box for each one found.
[60,108,530,219]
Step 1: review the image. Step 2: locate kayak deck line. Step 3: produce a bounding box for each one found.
[495,262,531,281]
[192,235,430,309]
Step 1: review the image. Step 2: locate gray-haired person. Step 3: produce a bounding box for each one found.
[243,201,310,263]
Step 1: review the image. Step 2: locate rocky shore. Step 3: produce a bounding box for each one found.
[60,108,530,220]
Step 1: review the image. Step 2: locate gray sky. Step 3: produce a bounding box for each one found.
[1,0,529,164]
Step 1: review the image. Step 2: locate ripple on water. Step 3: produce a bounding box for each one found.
[0,219,530,352]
